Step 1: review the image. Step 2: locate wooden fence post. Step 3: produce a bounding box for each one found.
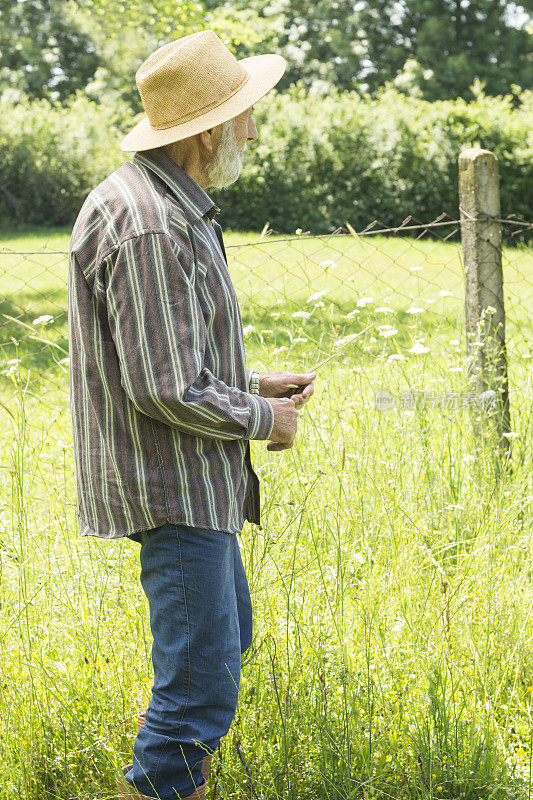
[458,148,511,455]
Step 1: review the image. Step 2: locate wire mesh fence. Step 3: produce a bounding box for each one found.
[500,221,533,358]
[0,215,531,420]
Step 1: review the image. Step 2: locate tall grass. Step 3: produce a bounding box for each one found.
[0,230,532,799]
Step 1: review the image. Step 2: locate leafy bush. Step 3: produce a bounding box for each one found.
[0,85,531,232]
[216,83,532,232]
[0,93,124,227]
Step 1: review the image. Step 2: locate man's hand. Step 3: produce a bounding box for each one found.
[260,371,316,408]
[264,397,299,452]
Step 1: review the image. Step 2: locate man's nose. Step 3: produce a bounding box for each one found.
[247,117,258,141]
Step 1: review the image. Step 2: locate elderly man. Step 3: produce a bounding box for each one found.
[68,29,316,800]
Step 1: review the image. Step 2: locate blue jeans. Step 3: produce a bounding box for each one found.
[124,523,253,799]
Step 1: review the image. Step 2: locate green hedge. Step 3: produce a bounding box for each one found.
[216,85,532,232]
[0,95,124,227]
[0,86,531,232]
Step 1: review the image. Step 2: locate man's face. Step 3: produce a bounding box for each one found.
[205,106,257,189]
[231,106,258,157]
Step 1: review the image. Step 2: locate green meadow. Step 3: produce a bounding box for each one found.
[0,227,532,799]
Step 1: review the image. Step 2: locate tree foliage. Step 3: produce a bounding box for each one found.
[1,0,530,104]
[0,0,99,102]
[205,0,532,99]
[73,0,205,42]
[203,0,364,91]
[73,0,269,114]
[358,0,533,99]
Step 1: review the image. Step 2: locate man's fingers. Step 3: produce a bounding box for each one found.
[292,382,315,404]
[267,441,292,452]
[292,372,316,384]
[287,373,316,400]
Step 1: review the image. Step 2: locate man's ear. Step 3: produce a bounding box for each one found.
[199,123,222,155]
[198,129,213,153]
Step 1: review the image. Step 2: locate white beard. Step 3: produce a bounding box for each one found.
[205,119,245,190]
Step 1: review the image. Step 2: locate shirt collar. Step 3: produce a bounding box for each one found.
[132,148,220,223]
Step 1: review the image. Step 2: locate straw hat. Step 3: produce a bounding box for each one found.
[120,30,287,152]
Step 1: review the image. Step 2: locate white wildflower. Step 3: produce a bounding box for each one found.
[341,309,360,319]
[32,314,53,327]
[438,290,452,297]
[387,354,405,363]
[408,341,430,355]
[463,455,476,463]
[356,296,374,308]
[410,265,423,272]
[319,260,338,270]
[380,328,398,338]
[502,431,519,440]
[242,325,256,336]
[406,306,424,315]
[306,290,327,303]
[376,306,395,313]
[292,310,311,319]
[335,333,360,349]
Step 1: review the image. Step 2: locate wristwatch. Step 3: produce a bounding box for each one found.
[249,371,260,395]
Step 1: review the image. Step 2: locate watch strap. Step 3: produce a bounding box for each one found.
[249,371,260,395]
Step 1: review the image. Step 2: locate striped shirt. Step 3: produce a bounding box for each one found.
[68,147,274,539]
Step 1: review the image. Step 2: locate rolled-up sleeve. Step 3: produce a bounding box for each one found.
[105,231,274,441]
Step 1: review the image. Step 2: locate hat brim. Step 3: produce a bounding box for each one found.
[120,53,286,153]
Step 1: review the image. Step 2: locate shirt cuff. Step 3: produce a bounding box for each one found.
[246,393,275,440]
